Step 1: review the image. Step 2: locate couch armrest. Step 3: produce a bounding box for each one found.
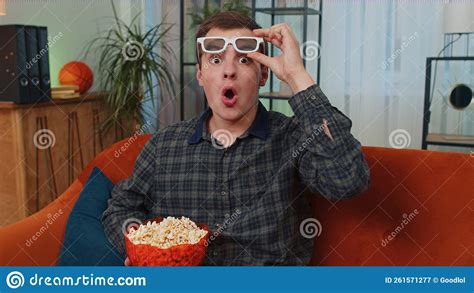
[0,180,83,266]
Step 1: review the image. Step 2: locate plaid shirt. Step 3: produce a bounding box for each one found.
[102,84,370,265]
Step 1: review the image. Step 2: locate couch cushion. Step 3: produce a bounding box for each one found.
[0,179,83,266]
[310,147,474,265]
[58,167,124,266]
[78,134,152,185]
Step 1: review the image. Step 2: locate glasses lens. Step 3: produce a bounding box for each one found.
[235,38,258,52]
[203,38,225,52]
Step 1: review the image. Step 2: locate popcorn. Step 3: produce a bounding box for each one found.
[127,216,207,249]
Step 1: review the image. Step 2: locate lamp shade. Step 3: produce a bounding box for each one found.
[443,1,474,34]
[0,0,6,16]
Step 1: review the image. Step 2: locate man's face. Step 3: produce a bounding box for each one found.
[196,28,268,123]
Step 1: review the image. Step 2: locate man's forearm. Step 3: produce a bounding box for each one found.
[286,70,315,94]
[102,182,149,255]
[101,134,158,254]
[288,85,370,200]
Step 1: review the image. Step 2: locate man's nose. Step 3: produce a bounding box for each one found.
[222,47,237,80]
[223,68,236,79]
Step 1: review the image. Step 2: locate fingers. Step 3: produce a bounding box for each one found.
[264,36,282,49]
[255,29,282,49]
[246,51,273,68]
[124,257,130,266]
[266,29,283,47]
[253,23,298,47]
[252,27,270,37]
[269,30,282,42]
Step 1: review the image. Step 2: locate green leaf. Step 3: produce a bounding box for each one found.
[83,0,176,131]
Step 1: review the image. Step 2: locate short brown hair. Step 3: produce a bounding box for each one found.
[195,11,268,64]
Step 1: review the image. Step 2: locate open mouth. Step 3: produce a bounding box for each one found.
[222,87,237,99]
[221,86,239,107]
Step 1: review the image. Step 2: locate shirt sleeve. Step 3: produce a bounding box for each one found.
[288,84,370,201]
[101,134,158,255]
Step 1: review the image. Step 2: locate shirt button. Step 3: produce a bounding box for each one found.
[221,191,227,196]
[224,213,230,218]
[215,224,221,228]
[213,251,218,256]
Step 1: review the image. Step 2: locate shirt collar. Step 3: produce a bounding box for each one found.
[188,101,269,145]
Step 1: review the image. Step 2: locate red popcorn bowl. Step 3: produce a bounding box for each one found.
[125,217,209,266]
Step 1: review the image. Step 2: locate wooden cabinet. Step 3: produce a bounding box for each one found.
[0,93,133,226]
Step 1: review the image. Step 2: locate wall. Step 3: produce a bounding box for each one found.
[0,0,140,91]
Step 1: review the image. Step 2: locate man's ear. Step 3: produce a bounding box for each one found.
[196,63,203,87]
[259,65,269,87]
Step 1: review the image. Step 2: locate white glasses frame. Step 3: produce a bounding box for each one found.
[196,36,265,55]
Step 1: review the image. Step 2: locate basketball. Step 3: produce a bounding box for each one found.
[59,61,93,94]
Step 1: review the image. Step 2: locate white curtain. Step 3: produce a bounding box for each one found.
[315,1,474,150]
[320,1,437,149]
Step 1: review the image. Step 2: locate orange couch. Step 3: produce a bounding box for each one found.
[1,135,472,266]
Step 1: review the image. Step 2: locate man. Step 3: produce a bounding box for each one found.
[102,11,370,266]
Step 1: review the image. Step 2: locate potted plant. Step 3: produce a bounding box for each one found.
[85,1,175,131]
[188,0,251,29]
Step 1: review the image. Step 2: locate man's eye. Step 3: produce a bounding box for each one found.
[209,56,222,64]
[239,56,250,64]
